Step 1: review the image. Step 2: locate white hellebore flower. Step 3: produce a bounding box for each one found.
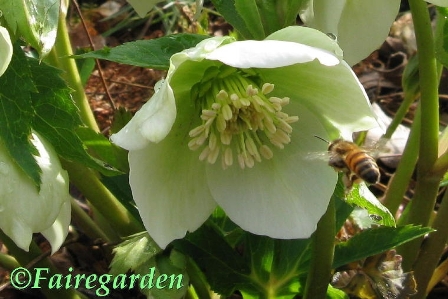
[0,132,71,254]
[300,0,401,66]
[0,26,13,77]
[111,26,378,249]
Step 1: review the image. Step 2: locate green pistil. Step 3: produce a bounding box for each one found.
[188,75,298,169]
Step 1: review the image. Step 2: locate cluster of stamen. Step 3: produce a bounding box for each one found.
[188,77,299,169]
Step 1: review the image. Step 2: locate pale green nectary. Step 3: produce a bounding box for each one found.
[0,132,71,254]
[111,26,379,249]
[0,26,13,77]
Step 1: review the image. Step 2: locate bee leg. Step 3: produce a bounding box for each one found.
[342,173,354,193]
[343,173,361,193]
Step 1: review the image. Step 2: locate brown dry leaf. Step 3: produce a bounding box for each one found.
[332,250,417,299]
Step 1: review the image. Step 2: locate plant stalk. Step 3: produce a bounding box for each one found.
[62,159,144,237]
[382,105,420,215]
[51,7,99,132]
[303,196,335,299]
[411,186,448,297]
[397,0,440,271]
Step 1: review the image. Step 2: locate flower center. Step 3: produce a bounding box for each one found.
[188,67,298,169]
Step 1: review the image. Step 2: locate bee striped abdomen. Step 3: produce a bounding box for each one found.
[346,151,380,184]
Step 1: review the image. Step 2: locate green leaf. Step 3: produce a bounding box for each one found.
[210,0,253,39]
[243,234,311,298]
[28,58,120,175]
[346,183,395,227]
[0,44,41,188]
[211,0,306,39]
[140,249,189,299]
[327,285,349,299]
[234,0,266,39]
[174,221,314,298]
[172,223,251,296]
[435,7,448,67]
[74,34,209,70]
[111,232,188,299]
[333,225,433,269]
[0,0,59,57]
[110,232,161,275]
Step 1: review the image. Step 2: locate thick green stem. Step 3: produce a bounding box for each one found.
[0,231,87,299]
[51,8,99,132]
[62,160,144,237]
[411,190,448,298]
[397,0,440,271]
[382,105,420,215]
[70,197,116,242]
[303,196,335,299]
[186,258,213,299]
[383,92,417,140]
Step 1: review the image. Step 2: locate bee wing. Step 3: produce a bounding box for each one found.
[303,151,332,161]
[360,137,392,158]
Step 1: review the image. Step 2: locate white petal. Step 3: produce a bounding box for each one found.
[207,105,336,239]
[0,132,70,252]
[205,40,339,68]
[128,124,216,249]
[41,199,71,254]
[338,0,401,65]
[266,26,343,60]
[111,79,176,150]
[0,26,13,77]
[299,0,346,36]
[300,0,401,66]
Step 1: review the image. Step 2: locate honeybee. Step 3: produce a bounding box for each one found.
[315,136,381,191]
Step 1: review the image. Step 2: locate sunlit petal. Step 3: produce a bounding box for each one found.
[266,26,343,60]
[206,40,339,68]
